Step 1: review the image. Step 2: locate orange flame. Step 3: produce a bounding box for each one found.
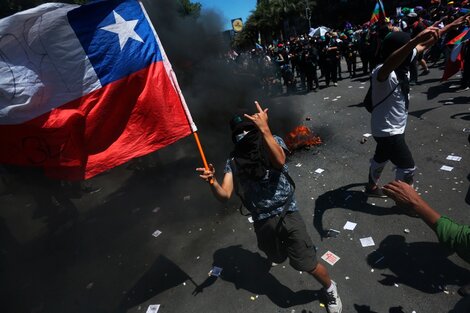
[284,125,322,150]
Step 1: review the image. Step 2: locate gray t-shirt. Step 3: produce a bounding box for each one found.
[370,64,410,137]
[224,136,297,221]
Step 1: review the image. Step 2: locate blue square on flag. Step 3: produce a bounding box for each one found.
[68,0,163,86]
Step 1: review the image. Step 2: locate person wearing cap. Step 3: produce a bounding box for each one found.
[197,102,343,313]
[365,17,467,198]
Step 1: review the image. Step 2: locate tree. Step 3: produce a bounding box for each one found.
[235,0,316,47]
[177,0,202,18]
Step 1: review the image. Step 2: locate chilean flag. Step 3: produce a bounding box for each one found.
[0,0,196,180]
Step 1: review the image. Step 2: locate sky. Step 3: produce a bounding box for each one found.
[197,0,257,31]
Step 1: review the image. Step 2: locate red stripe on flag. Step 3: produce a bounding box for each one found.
[447,29,469,45]
[441,50,463,81]
[0,61,193,180]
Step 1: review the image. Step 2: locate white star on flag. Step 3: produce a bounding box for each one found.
[100,11,144,50]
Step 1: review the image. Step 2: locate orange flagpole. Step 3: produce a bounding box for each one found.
[193,131,214,185]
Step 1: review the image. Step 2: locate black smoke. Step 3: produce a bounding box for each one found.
[142,0,304,165]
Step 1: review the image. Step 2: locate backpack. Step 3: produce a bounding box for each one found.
[363,76,401,113]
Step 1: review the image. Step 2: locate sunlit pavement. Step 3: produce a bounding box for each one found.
[1,64,469,313]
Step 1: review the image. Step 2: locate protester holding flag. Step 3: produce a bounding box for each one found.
[197,102,343,313]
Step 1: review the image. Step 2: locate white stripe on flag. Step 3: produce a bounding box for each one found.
[0,3,101,125]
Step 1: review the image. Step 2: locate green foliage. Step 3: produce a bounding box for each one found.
[178,0,202,18]
[234,0,316,48]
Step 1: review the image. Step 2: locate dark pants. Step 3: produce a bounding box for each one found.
[373,134,415,169]
[325,58,338,86]
[254,211,317,272]
[305,66,319,90]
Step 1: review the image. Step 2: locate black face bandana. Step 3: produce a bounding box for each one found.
[232,129,270,180]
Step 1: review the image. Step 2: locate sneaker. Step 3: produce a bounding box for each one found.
[324,280,342,313]
[456,86,470,93]
[365,185,387,198]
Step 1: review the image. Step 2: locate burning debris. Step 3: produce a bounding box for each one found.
[284,125,322,151]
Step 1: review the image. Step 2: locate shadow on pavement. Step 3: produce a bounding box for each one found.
[351,76,370,83]
[451,112,470,121]
[466,173,470,206]
[193,245,319,308]
[347,101,366,109]
[449,296,470,313]
[438,96,470,105]
[354,304,379,313]
[367,235,470,294]
[118,255,194,312]
[408,107,440,119]
[426,81,456,100]
[354,304,414,313]
[416,77,441,85]
[313,183,400,239]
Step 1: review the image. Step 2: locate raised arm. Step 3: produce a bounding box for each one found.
[244,101,286,169]
[377,27,439,82]
[416,15,468,53]
[439,14,469,37]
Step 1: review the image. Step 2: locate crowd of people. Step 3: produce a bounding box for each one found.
[228,1,470,96]
[200,2,469,313]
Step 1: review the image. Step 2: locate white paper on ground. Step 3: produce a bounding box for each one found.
[248,216,254,223]
[363,133,372,138]
[446,155,462,161]
[152,230,162,238]
[343,221,357,231]
[321,251,341,265]
[314,168,325,174]
[360,237,375,247]
[440,165,454,171]
[146,305,160,313]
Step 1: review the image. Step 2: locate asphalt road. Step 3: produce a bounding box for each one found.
[1,63,469,313]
